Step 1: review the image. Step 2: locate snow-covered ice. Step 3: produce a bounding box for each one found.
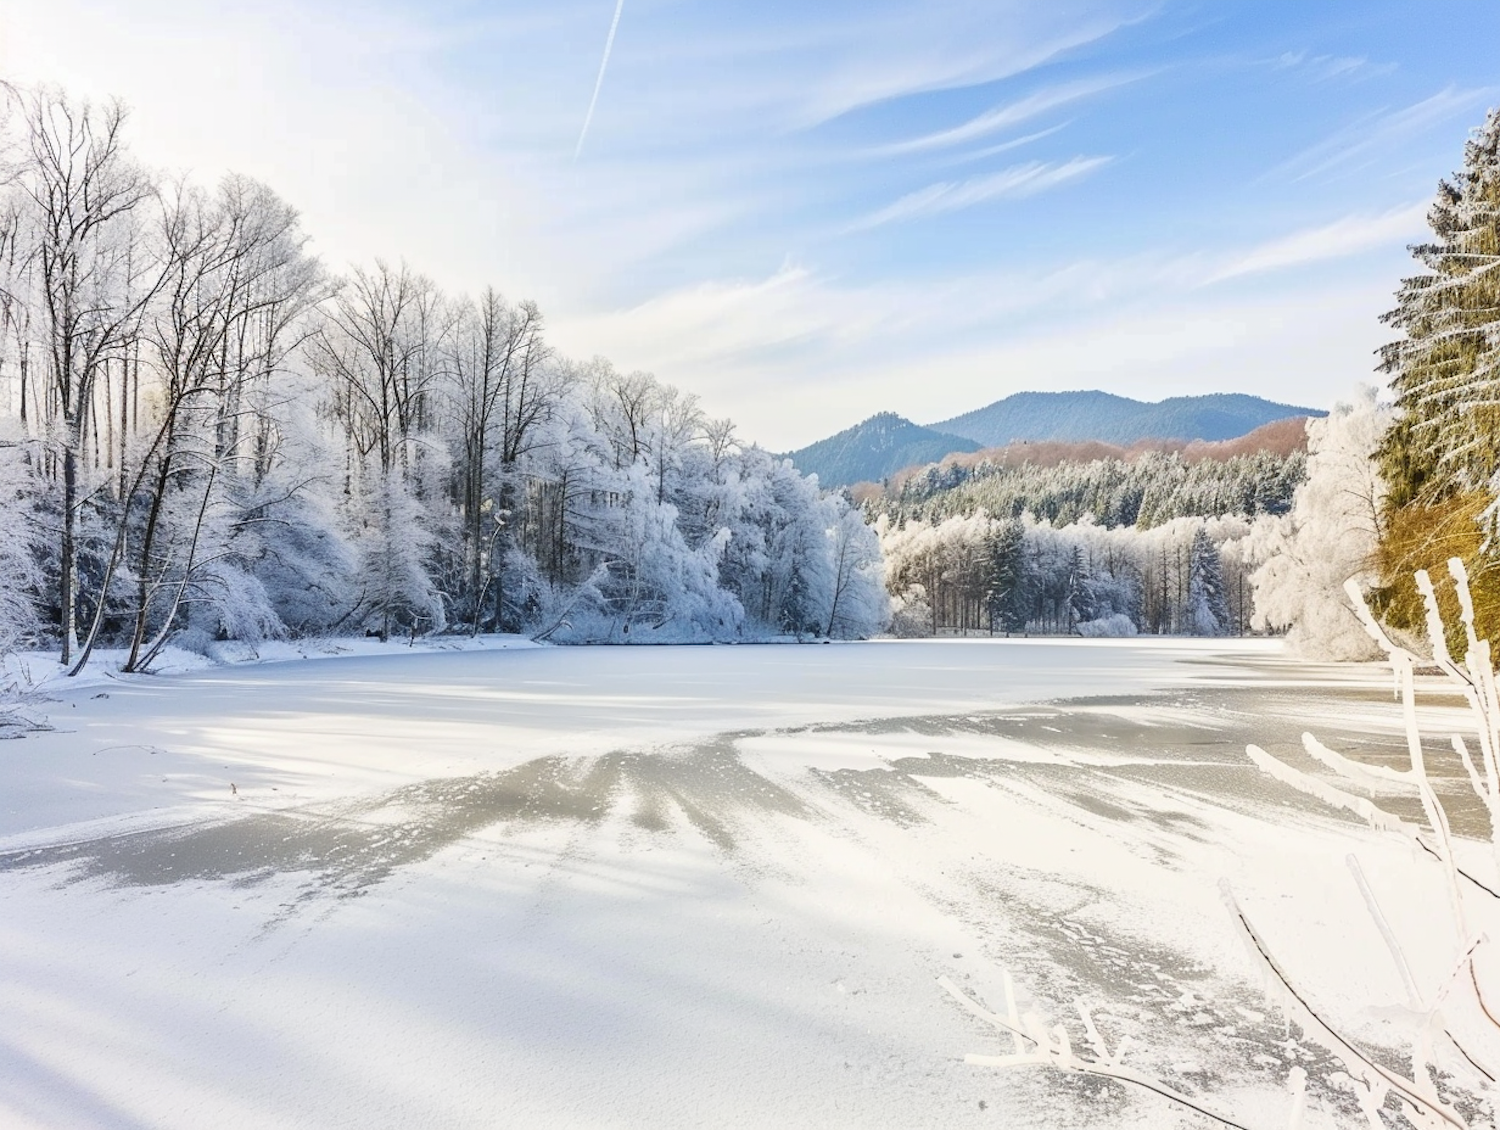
[0,637,1487,1127]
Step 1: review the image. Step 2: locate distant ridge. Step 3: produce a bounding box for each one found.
[879,416,1312,496]
[784,413,979,488]
[931,390,1324,449]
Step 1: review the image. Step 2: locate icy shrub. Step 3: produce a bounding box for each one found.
[1075,613,1137,638]
[168,625,217,657]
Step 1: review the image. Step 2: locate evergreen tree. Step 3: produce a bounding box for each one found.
[1065,545,1097,629]
[1373,107,1500,648]
[984,519,1029,633]
[1378,108,1500,508]
[1186,525,1230,636]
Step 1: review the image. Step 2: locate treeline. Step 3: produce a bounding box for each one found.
[870,447,1305,530]
[0,86,887,671]
[880,512,1252,639]
[866,427,1297,639]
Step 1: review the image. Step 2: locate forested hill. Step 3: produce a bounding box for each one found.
[932,391,1323,448]
[870,428,1308,529]
[784,413,979,488]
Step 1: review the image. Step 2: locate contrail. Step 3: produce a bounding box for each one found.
[574,0,626,161]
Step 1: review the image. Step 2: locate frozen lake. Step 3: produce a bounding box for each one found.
[0,638,1477,1127]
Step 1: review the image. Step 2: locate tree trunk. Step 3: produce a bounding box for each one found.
[60,438,78,663]
[123,455,173,669]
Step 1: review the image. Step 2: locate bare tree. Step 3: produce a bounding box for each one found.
[8,87,163,663]
[313,260,446,477]
[445,289,549,631]
[311,261,450,639]
[68,175,323,673]
[646,385,703,507]
[590,365,660,470]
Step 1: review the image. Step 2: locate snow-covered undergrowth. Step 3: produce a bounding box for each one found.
[0,636,1469,1128]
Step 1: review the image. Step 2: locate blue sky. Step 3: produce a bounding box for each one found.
[2,0,1498,448]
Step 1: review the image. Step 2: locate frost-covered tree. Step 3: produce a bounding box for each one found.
[985,519,1028,634]
[1372,107,1500,649]
[4,88,163,663]
[0,426,40,651]
[1378,107,1500,508]
[352,468,446,639]
[822,499,887,638]
[1064,544,1096,630]
[98,177,323,672]
[311,261,450,639]
[1185,525,1230,636]
[1250,390,1390,659]
[443,290,550,632]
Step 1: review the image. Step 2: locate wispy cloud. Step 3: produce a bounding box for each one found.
[849,156,1111,230]
[928,124,1071,167]
[873,73,1146,156]
[574,0,627,160]
[794,4,1153,127]
[1272,85,1495,182]
[1272,51,1391,83]
[1208,203,1428,282]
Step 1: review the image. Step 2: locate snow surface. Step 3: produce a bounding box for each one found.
[0,636,1488,1127]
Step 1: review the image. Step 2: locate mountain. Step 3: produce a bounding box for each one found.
[930,391,1324,449]
[784,412,980,488]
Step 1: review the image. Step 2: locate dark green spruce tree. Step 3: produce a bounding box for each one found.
[1378,108,1500,508]
[984,520,1029,634]
[1373,106,1500,648]
[1186,526,1230,637]
[1065,545,1097,630]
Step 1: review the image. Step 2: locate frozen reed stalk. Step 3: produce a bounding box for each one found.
[1220,879,1466,1128]
[938,969,1252,1129]
[1347,854,1422,1010]
[1286,1064,1307,1130]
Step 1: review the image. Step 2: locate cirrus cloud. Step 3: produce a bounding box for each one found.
[847,156,1112,230]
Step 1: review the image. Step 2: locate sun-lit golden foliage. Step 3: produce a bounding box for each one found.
[1373,491,1500,651]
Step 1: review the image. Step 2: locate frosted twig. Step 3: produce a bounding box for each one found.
[1451,734,1494,819]
[1246,744,1419,839]
[1219,879,1467,1128]
[1347,854,1423,1010]
[1443,1024,1497,1085]
[938,975,1252,1130]
[1285,1064,1307,1130]
[1415,836,1500,899]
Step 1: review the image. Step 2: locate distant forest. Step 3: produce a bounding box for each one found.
[867,419,1309,639]
[865,419,1308,529]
